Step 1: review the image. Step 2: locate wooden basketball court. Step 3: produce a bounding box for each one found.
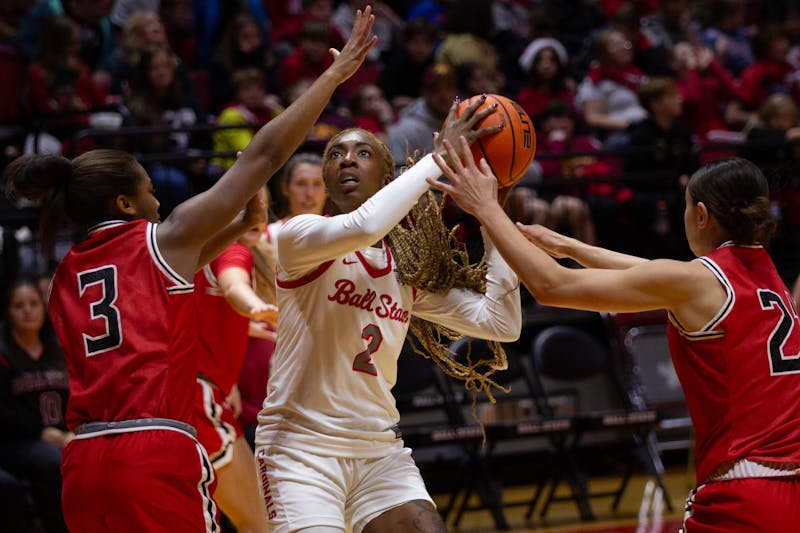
[431,467,690,532]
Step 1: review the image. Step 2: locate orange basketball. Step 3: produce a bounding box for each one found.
[449,94,537,188]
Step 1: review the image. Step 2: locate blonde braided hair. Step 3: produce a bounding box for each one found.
[323,129,509,401]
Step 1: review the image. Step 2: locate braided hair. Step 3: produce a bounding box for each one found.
[322,129,509,400]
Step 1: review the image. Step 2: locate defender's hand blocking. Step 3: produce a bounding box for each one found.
[327,6,378,83]
[434,95,501,160]
[428,137,499,217]
[515,223,574,259]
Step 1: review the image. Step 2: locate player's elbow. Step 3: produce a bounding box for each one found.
[496,319,522,343]
[525,278,563,308]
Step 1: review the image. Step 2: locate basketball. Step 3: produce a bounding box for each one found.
[449,94,537,188]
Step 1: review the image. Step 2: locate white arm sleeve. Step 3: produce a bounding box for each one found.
[277,154,441,277]
[412,228,522,342]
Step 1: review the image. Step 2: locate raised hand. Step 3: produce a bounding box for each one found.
[427,136,498,216]
[327,6,378,84]
[434,94,501,160]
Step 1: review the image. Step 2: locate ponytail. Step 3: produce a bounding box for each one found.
[3,149,143,257]
[3,154,72,258]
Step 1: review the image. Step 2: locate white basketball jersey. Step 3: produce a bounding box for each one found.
[257,241,413,457]
[254,154,521,458]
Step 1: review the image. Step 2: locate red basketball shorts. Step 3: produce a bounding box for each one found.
[682,476,800,532]
[194,378,244,468]
[62,427,219,532]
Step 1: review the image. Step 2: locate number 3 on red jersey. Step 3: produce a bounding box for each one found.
[759,289,800,375]
[78,266,123,357]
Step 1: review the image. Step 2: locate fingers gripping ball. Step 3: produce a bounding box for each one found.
[453,94,537,188]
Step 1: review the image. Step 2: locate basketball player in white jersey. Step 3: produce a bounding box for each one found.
[254,100,522,533]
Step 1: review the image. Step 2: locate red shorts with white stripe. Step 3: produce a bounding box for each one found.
[194,378,244,468]
[682,476,800,532]
[62,427,219,532]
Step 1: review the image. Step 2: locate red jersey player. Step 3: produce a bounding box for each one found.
[2,9,377,532]
[193,219,275,533]
[433,147,800,531]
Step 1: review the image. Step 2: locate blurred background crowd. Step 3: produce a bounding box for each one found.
[1,1,800,530]
[1,0,799,283]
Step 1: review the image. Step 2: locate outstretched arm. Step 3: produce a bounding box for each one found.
[156,7,378,280]
[278,97,501,276]
[217,267,278,324]
[412,228,521,342]
[426,138,706,316]
[197,191,267,270]
[516,223,648,270]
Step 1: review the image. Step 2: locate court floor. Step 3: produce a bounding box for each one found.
[431,467,691,532]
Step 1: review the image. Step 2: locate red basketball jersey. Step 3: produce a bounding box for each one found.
[49,220,199,430]
[667,244,800,483]
[194,243,253,394]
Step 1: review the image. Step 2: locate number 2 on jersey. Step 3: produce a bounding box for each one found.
[758,289,800,375]
[353,323,382,376]
[78,266,123,357]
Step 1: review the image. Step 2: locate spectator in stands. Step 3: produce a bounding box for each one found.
[0,279,70,533]
[700,0,754,78]
[626,77,697,180]
[279,19,335,91]
[332,0,403,63]
[350,83,395,141]
[606,2,654,73]
[26,16,109,153]
[270,0,344,53]
[436,0,503,92]
[280,78,352,153]
[192,0,269,68]
[378,16,437,111]
[265,153,326,242]
[209,12,273,114]
[159,0,197,68]
[625,77,697,257]
[517,37,575,127]
[105,9,192,98]
[575,29,648,149]
[736,24,800,112]
[387,63,458,166]
[126,43,208,215]
[455,61,498,98]
[742,93,800,165]
[639,0,698,75]
[13,0,116,84]
[490,0,534,95]
[536,100,619,248]
[212,68,282,171]
[741,93,800,245]
[670,41,743,143]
